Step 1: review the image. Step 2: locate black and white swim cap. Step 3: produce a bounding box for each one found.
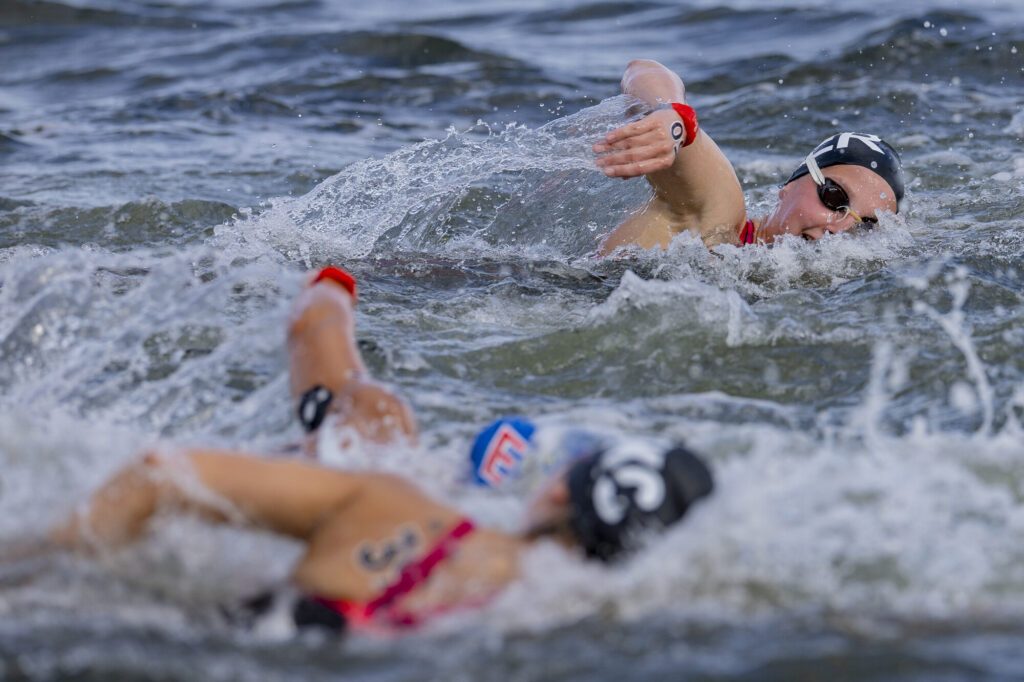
[567,441,713,562]
[786,132,905,207]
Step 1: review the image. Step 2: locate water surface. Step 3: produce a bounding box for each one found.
[1,1,1023,679]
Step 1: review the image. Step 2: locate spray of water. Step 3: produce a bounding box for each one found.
[0,94,1020,653]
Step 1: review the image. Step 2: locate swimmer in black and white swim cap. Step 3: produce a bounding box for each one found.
[764,131,905,242]
[732,131,905,244]
[524,439,714,562]
[24,265,714,637]
[593,60,908,250]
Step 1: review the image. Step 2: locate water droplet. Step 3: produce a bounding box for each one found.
[939,27,948,37]
[923,20,931,28]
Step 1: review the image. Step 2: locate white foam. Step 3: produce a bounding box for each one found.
[990,156,1024,182]
[1004,109,1024,136]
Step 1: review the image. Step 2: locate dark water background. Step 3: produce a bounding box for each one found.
[2,0,1024,680]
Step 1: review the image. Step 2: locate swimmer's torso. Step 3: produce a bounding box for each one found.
[290,473,517,613]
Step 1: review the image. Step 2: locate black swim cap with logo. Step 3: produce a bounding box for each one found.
[786,132,905,207]
[566,441,714,562]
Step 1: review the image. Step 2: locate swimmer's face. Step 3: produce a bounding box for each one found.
[522,473,574,544]
[761,164,898,242]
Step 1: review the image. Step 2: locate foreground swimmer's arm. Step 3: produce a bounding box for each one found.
[595,60,746,252]
[288,268,417,452]
[50,449,362,550]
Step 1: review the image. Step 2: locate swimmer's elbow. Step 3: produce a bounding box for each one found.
[625,58,660,71]
[623,58,681,80]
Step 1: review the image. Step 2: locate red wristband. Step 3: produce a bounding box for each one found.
[669,103,699,148]
[312,265,357,302]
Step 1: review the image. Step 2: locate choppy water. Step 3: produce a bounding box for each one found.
[2,0,1024,679]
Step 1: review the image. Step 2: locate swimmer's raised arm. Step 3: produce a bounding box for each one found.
[51,449,363,551]
[594,59,746,251]
[289,269,417,451]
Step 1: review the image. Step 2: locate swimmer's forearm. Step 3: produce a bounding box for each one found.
[620,59,685,106]
[287,280,367,398]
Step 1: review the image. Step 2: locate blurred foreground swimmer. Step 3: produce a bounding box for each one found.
[593,60,905,252]
[22,433,714,635]
[4,267,714,635]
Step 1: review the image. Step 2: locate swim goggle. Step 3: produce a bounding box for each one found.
[804,151,878,228]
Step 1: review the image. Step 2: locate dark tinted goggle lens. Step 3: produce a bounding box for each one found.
[817,178,850,212]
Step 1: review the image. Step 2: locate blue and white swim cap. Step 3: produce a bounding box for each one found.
[469,418,607,490]
[469,417,536,488]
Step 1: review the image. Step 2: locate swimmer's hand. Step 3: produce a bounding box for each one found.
[0,537,61,588]
[0,536,60,563]
[593,108,681,179]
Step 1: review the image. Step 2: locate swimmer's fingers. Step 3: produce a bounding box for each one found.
[594,110,677,150]
[594,138,669,171]
[595,143,665,172]
[593,129,661,154]
[597,145,677,178]
[593,113,682,178]
[599,117,659,146]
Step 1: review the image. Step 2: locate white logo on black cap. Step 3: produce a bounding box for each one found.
[813,132,885,158]
[592,442,667,525]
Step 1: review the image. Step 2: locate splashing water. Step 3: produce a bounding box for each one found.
[3,1,1024,676]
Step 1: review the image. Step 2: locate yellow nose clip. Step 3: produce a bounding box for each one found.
[844,206,865,223]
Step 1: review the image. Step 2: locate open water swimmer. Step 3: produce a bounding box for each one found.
[595,60,906,252]
[31,437,712,635]
[1,268,714,635]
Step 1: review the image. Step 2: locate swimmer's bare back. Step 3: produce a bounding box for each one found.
[287,272,417,451]
[48,449,519,611]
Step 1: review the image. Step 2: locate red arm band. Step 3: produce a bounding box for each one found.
[669,103,699,148]
[312,265,358,302]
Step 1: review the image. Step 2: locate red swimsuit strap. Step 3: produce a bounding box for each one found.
[316,518,476,627]
[739,219,756,245]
